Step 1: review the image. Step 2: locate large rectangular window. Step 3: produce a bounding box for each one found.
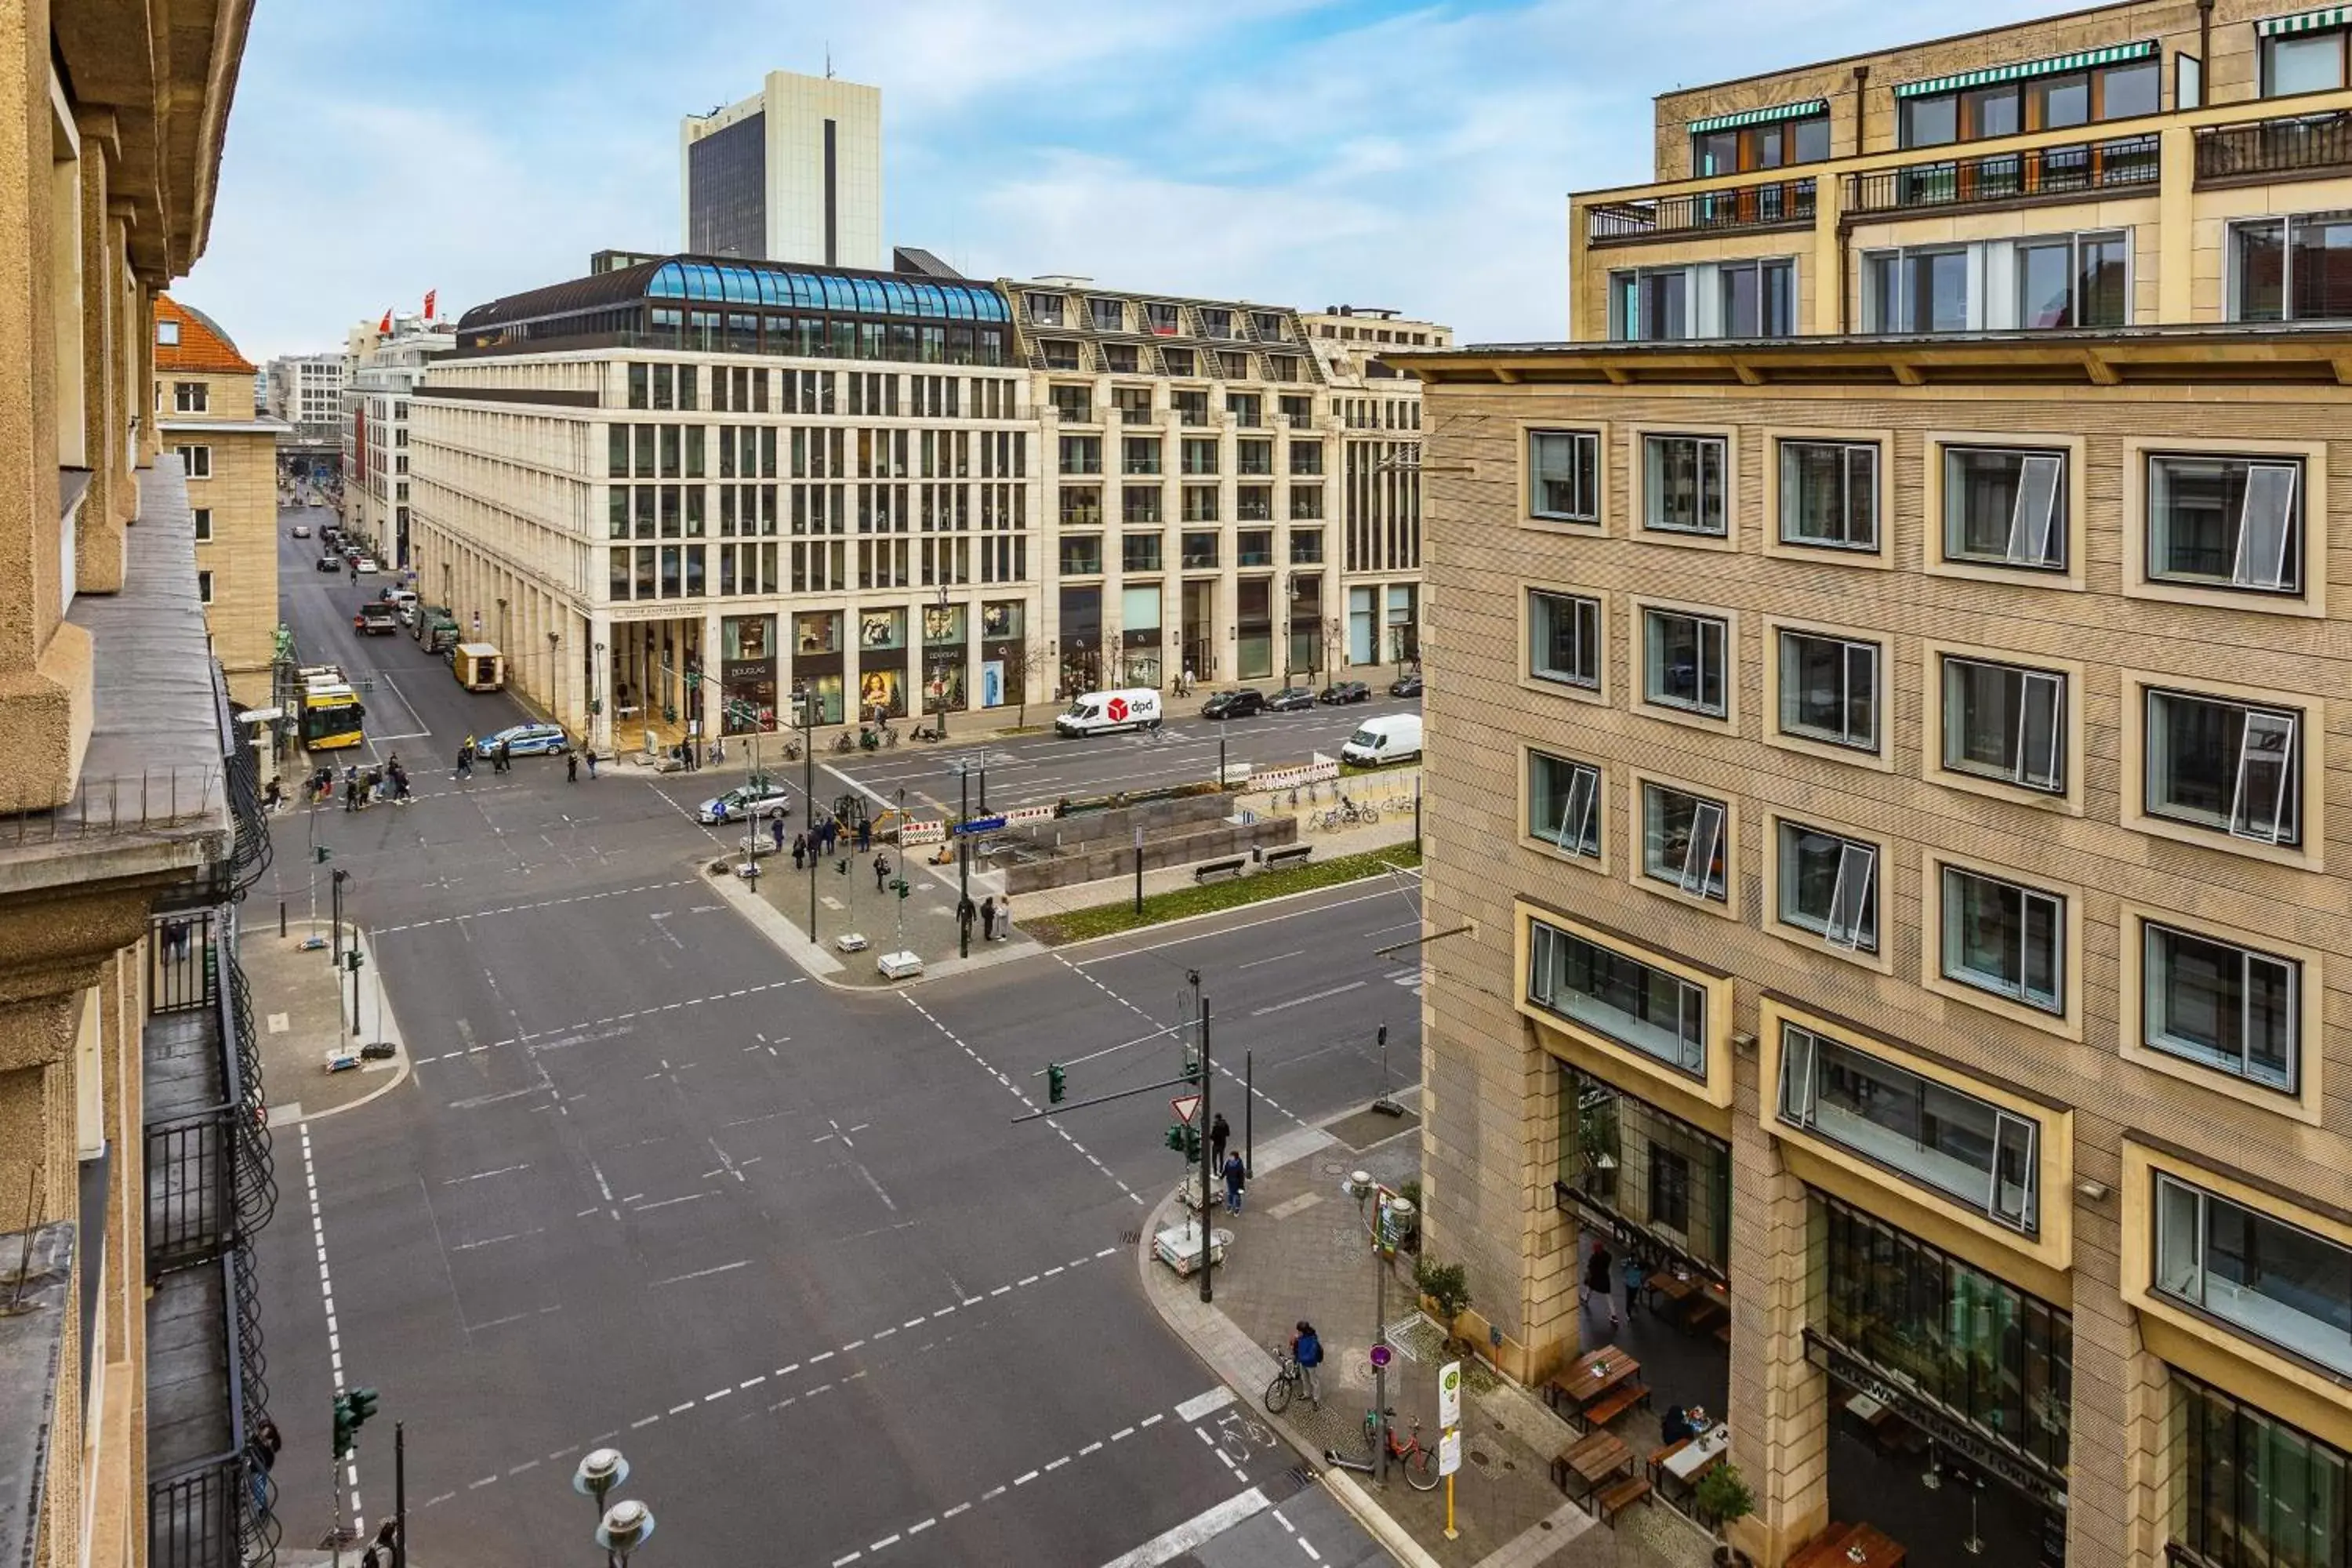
[1941,655,2066,792]
[2147,455,2302,594]
[1530,430,1599,523]
[1779,1024,2039,1231]
[1941,866,2064,1014]
[2156,1174,2352,1377]
[2263,27,2350,96]
[1778,630,1878,751]
[1642,434,1727,536]
[1864,247,1970,333]
[1527,920,1706,1079]
[2229,211,2352,323]
[2142,920,2299,1092]
[1943,446,2067,571]
[1528,752,1600,859]
[1560,1067,1733,1277]
[1777,822,1877,952]
[2017,231,2129,329]
[2144,688,2302,846]
[1529,590,1600,690]
[1778,441,1878,550]
[2169,1369,2350,1568]
[1610,267,1690,342]
[1719,260,1795,338]
[1642,608,1728,717]
[1640,782,1727,902]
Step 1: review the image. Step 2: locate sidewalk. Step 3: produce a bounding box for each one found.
[240,918,409,1125]
[1140,1110,1718,1568]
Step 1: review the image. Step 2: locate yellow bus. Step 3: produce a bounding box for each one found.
[298,675,365,752]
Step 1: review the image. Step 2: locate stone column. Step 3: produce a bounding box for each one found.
[702,607,724,751]
[72,119,125,591]
[1729,1108,1828,1567]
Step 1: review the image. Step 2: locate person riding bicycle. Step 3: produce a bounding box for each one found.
[1290,1321,1323,1406]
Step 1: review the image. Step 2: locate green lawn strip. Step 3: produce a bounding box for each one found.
[1025,842,1423,945]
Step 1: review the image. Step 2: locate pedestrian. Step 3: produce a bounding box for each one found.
[246,1417,281,1520]
[956,895,976,946]
[567,752,579,783]
[585,749,598,780]
[792,832,807,871]
[343,775,360,812]
[496,740,512,775]
[1290,1321,1323,1406]
[261,776,284,813]
[1209,1112,1231,1175]
[390,763,411,805]
[873,851,891,893]
[856,816,872,853]
[1583,1237,1621,1328]
[1181,664,1196,697]
[1221,1149,1247,1215]
[771,815,786,855]
[364,767,383,805]
[980,896,996,942]
[995,893,1011,941]
[453,746,470,781]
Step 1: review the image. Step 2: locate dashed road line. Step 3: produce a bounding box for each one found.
[375,880,695,935]
[299,1123,364,1533]
[1051,951,1308,1127]
[414,978,806,1065]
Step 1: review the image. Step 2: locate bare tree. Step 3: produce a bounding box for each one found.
[995,642,1038,728]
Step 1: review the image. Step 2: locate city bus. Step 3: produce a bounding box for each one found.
[298,671,365,752]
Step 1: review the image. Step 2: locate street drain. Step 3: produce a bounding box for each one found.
[1120,1229,1142,1245]
[1540,1519,1555,1531]
[1322,1160,1352,1176]
[1469,1449,1491,1466]
[1289,1465,1316,1486]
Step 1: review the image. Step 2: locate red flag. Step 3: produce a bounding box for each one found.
[378,309,392,333]
[424,289,437,321]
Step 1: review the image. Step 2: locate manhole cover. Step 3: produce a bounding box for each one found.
[1469,1449,1491,1466]
[1322,1160,1352,1177]
[1540,1519,1555,1531]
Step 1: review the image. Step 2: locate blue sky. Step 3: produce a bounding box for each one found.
[187,0,2074,361]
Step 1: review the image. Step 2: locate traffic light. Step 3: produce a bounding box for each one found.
[1164,1123,1184,1152]
[314,845,332,864]
[892,879,911,900]
[344,949,364,973]
[1181,1049,1202,1085]
[1047,1063,1066,1104]
[331,1394,350,1456]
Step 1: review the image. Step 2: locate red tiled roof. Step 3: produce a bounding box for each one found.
[155,295,255,375]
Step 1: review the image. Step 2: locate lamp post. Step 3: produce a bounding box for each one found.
[593,639,607,762]
[573,1449,655,1568]
[793,681,817,943]
[1345,1170,1413,1486]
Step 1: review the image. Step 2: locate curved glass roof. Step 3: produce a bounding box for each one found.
[645,260,1008,321]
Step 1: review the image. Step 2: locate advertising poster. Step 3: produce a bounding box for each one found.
[981,660,1005,709]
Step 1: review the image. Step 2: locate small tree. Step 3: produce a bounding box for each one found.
[1694,1464,1755,1563]
[996,643,1036,728]
[1414,1257,1472,1348]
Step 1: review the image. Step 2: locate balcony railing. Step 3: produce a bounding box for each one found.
[1843,133,2158,216]
[1588,176,1816,245]
[2196,109,2352,184]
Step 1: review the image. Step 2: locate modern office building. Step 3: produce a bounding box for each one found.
[1408,4,2352,1567]
[264,350,348,472]
[0,10,278,1568]
[681,71,884,270]
[156,297,289,705]
[339,313,455,567]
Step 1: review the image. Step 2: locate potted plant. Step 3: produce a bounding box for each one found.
[1693,1463,1755,1568]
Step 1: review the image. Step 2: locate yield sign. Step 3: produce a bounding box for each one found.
[1171,1094,1203,1127]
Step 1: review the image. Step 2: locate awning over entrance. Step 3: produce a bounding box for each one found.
[2257,5,2351,37]
[1895,38,2156,97]
[1688,99,1828,134]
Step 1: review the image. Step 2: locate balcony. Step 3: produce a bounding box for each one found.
[1588,176,1816,245]
[2196,108,2352,187]
[1843,133,2158,217]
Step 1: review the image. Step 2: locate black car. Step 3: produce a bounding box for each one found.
[1319,681,1370,705]
[1266,686,1316,713]
[1200,688,1266,720]
[314,556,341,572]
[1389,674,1424,698]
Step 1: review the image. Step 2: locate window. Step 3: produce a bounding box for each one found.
[1691,110,1830,174]
[1058,535,1102,575]
[2263,27,2349,96]
[1941,866,2064,1013]
[1529,430,1599,522]
[1180,437,1219,476]
[1050,384,1092,423]
[197,570,213,604]
[1122,437,1161,476]
[1942,656,2066,792]
[1529,751,1600,858]
[1526,919,1707,1078]
[1611,263,1791,339]
[2168,1370,2352,1568]
[2142,921,2299,1091]
[1779,631,1878,751]
[1943,446,2067,570]
[1896,54,2161,147]
[173,381,208,413]
[2147,455,2302,594]
[1777,1025,2039,1232]
[1718,260,1795,338]
[2143,689,2302,845]
[155,318,180,346]
[1642,608,1727,717]
[1059,435,1101,475]
[1642,435,1726,536]
[1778,441,1877,550]
[192,508,212,543]
[175,444,212,479]
[1865,247,1970,332]
[1777,822,1877,951]
[1641,782,1727,902]
[1611,267,1690,342]
[2230,211,2352,324]
[1122,534,1162,573]
[2016,231,2129,328]
[2155,1174,2352,1377]
[1528,590,1600,690]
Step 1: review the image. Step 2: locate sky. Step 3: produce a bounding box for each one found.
[187,0,2077,362]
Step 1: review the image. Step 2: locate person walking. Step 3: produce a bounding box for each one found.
[956,895,976,947]
[390,762,412,805]
[1221,1149,1247,1215]
[566,751,579,783]
[873,851,891,894]
[1290,1321,1323,1407]
[585,748,598,780]
[1582,1237,1621,1329]
[771,815,786,855]
[979,896,996,942]
[1209,1112,1232,1178]
[994,893,1011,942]
[856,816,873,854]
[343,771,360,812]
[791,831,807,872]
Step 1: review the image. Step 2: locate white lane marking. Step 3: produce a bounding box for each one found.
[1236,949,1306,971]
[1091,1488,1272,1568]
[299,1123,365,1532]
[650,1259,750,1286]
[1250,981,1367,1016]
[1174,1385,1237,1423]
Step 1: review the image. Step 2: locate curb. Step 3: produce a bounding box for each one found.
[702,848,1048,994]
[267,924,411,1125]
[1031,840,1421,956]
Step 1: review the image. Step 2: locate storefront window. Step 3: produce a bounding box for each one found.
[793,611,842,656]
[1559,1067,1730,1277]
[2169,1367,2349,1568]
[922,604,967,647]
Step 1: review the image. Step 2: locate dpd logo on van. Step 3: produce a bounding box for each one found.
[1106,696,1129,722]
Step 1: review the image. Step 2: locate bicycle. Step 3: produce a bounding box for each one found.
[1264,1346,1305,1414]
[831,731,858,755]
[1363,1407,1441,1491]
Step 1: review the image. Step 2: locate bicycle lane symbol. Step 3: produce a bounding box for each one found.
[1195,1406,1276,1479]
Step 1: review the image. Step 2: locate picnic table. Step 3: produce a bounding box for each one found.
[1550,1429,1633,1501]
[1645,1269,1697,1311]
[1545,1350,1642,1414]
[1790,1522,1906,1568]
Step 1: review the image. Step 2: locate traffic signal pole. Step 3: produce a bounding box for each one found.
[1198,989,1214,1304]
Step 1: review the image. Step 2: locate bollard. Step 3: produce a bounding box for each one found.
[279,900,287,938]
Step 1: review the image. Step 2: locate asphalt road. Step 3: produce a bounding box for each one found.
[252,521,1427,1566]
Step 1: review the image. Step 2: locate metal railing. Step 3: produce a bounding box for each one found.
[2,768,232,842]
[1588,176,1816,243]
[2196,108,2352,183]
[146,1109,237,1273]
[149,1450,245,1568]
[1843,133,2158,216]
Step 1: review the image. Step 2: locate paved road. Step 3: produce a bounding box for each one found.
[252,564,1427,1566]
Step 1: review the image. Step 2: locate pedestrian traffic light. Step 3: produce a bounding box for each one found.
[1047,1063,1066,1104]
[314,845,332,864]
[344,949,363,973]
[1164,1123,1184,1152]
[1182,1123,1203,1161]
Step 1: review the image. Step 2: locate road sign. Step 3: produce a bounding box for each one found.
[955,815,1008,835]
[1369,1343,1393,1370]
[1438,1360,1462,1428]
[1439,1428,1462,1477]
[1171,1094,1202,1127]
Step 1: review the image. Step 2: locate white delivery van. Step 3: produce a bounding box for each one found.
[1341,713,1423,765]
[1054,688,1164,737]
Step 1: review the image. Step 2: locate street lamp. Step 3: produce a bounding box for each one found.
[793,681,817,944]
[572,1448,628,1512]
[595,1501,655,1567]
[592,640,608,761]
[1345,1170,1415,1487]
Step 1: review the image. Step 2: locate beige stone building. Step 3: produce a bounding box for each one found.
[339,311,453,570]
[1408,4,2352,1567]
[155,296,287,706]
[0,8,275,1568]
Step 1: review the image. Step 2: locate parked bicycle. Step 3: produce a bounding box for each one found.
[831,731,858,755]
[1264,1345,1306,1414]
[1317,797,1378,831]
[1363,1408,1441,1490]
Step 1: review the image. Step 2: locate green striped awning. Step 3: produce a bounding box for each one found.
[1689,99,1828,135]
[2257,6,2350,36]
[1894,38,2158,97]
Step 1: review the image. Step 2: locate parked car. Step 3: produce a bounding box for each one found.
[314,555,341,572]
[354,558,380,575]
[1200,688,1266,720]
[1389,673,1424,699]
[481,722,570,758]
[695,780,796,824]
[290,523,311,539]
[1319,681,1370,705]
[1266,686,1316,713]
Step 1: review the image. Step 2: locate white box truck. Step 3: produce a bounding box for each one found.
[1054,688,1164,737]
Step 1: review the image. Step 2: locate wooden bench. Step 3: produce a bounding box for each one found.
[1194,858,1247,884]
[1595,1475,1653,1525]
[1582,1382,1650,1428]
[1260,844,1312,870]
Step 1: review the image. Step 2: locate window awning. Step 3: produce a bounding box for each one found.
[2257,5,2350,36]
[1895,38,2157,98]
[1689,98,1828,135]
